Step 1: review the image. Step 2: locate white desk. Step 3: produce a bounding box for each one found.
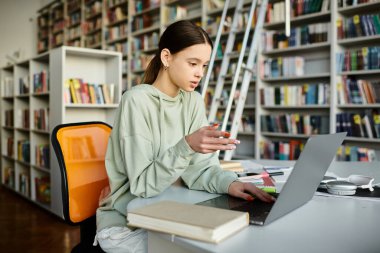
[127,161,380,253]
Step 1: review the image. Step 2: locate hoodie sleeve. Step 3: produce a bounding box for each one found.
[117,93,196,198]
[180,93,238,194]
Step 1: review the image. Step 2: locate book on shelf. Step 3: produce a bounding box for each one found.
[337,77,380,104]
[336,110,380,139]
[337,13,380,40]
[336,46,380,72]
[4,167,15,188]
[19,172,30,196]
[261,139,304,160]
[127,200,249,244]
[336,145,378,162]
[35,144,50,168]
[65,78,115,105]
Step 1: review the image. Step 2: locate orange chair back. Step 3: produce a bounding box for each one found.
[51,122,111,224]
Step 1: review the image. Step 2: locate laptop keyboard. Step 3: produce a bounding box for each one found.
[232,199,274,221]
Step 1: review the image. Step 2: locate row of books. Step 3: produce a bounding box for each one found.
[106,7,127,25]
[52,20,65,34]
[261,114,330,135]
[67,26,81,41]
[290,0,330,17]
[260,83,330,106]
[35,144,50,169]
[105,23,128,42]
[336,145,378,162]
[6,137,13,157]
[2,77,14,97]
[130,53,154,72]
[17,140,30,163]
[261,138,378,162]
[338,0,378,7]
[131,12,160,32]
[35,176,50,204]
[3,167,14,188]
[210,61,254,82]
[107,40,128,55]
[106,0,128,8]
[33,70,49,93]
[82,17,102,35]
[337,77,380,104]
[19,172,30,197]
[64,78,115,104]
[4,109,14,127]
[336,47,380,72]
[85,31,102,47]
[336,111,380,139]
[133,0,160,14]
[337,13,380,40]
[17,109,30,129]
[132,32,159,52]
[204,0,224,9]
[260,139,304,160]
[206,8,258,36]
[51,3,64,21]
[266,0,329,24]
[51,32,64,48]
[67,39,81,47]
[19,76,30,95]
[67,0,81,14]
[67,11,81,27]
[215,40,243,60]
[34,108,49,131]
[260,56,305,78]
[261,23,329,51]
[239,115,255,133]
[84,1,102,19]
[163,2,201,24]
[206,16,231,36]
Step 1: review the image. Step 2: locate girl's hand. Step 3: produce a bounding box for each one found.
[185,124,240,154]
[228,181,276,203]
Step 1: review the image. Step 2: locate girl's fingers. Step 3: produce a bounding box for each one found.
[207,130,231,138]
[204,137,239,145]
[200,144,236,151]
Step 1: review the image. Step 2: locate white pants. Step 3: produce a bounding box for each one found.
[94,226,147,253]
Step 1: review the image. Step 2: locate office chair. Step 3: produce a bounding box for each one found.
[51,121,112,253]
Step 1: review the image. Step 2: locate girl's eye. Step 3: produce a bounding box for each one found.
[190,62,197,66]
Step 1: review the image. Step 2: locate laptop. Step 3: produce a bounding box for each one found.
[197,132,347,225]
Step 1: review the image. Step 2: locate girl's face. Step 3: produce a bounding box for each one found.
[167,43,211,93]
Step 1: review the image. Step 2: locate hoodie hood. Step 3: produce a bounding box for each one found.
[134,84,184,102]
[132,84,186,156]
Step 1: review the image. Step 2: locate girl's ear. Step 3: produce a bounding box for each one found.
[160,48,171,68]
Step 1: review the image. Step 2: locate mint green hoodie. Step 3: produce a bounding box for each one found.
[96,84,238,231]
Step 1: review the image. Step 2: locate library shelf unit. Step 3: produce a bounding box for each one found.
[0,46,122,216]
[27,0,379,168]
[251,0,380,162]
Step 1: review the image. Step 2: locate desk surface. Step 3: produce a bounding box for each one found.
[127,161,380,253]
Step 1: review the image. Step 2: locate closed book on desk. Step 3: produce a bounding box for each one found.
[127,200,249,243]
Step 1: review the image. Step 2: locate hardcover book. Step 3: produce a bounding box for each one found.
[127,200,249,244]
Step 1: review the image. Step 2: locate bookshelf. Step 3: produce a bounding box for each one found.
[0,47,122,216]
[255,0,380,162]
[332,0,380,161]
[28,0,380,168]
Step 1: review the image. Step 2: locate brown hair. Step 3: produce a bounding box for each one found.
[142,20,213,84]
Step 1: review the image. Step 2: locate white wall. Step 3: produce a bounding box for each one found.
[0,0,52,67]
